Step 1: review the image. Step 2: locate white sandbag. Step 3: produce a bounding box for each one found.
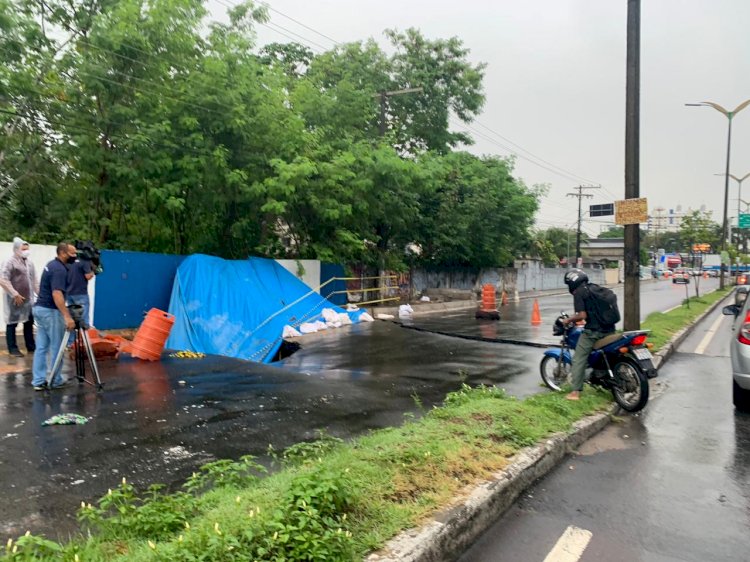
[346,304,360,312]
[359,312,374,322]
[321,308,339,323]
[314,320,328,330]
[326,321,343,329]
[338,312,353,325]
[399,304,414,317]
[298,322,318,334]
[282,325,302,338]
[420,296,430,302]
[376,313,395,320]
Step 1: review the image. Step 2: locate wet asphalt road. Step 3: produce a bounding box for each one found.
[0,278,722,540]
[459,301,749,562]
[401,277,720,346]
[0,323,544,540]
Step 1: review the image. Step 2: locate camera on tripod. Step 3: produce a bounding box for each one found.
[67,303,85,326]
[74,239,103,274]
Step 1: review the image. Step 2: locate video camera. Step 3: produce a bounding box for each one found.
[74,240,103,274]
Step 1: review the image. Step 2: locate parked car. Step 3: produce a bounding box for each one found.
[708,270,719,278]
[672,268,690,284]
[722,294,750,411]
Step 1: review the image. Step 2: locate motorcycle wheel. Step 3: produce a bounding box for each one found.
[611,359,649,412]
[540,355,571,391]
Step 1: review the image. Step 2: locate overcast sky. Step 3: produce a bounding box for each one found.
[209,0,750,236]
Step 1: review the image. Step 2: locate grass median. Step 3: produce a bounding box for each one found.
[5,386,612,562]
[642,286,731,351]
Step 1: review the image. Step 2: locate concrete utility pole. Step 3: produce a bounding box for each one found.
[624,0,641,331]
[566,186,599,265]
[374,87,423,301]
[375,87,424,137]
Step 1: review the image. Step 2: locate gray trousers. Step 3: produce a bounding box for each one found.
[571,329,611,391]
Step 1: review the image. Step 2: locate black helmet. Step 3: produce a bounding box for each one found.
[564,268,588,294]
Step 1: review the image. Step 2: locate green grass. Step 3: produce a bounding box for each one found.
[642,287,731,351]
[4,387,611,562]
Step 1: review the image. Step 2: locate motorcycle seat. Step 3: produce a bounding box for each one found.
[593,333,622,350]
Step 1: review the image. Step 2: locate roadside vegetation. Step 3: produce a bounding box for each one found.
[3,386,611,561]
[642,287,731,351]
[1,0,542,273]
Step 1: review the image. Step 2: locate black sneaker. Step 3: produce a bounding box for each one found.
[33,382,48,391]
[50,380,70,390]
[9,349,24,357]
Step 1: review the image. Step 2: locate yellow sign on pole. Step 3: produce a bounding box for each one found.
[615,198,648,225]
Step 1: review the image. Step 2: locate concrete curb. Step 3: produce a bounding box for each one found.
[364,287,733,562]
[365,410,614,562]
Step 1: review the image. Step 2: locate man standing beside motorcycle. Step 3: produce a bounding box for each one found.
[561,269,617,401]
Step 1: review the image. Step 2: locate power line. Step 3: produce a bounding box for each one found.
[263,3,341,46]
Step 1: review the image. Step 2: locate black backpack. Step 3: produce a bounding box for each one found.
[584,283,620,327]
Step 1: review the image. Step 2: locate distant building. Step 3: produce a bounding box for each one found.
[582,238,624,268]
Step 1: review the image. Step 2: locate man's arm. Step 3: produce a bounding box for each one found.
[53,289,75,330]
[564,310,587,325]
[0,259,16,296]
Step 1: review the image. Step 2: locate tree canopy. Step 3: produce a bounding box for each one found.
[0,0,541,271]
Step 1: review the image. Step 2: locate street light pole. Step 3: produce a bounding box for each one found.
[716,172,750,247]
[686,99,750,289]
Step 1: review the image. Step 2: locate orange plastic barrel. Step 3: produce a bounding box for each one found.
[480,284,497,311]
[130,308,175,361]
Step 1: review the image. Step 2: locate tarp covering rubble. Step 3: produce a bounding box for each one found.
[166,255,370,363]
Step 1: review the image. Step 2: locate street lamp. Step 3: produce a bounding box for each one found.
[686,99,750,288]
[716,172,750,247]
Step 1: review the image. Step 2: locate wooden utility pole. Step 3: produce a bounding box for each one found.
[624,0,641,331]
[566,186,599,265]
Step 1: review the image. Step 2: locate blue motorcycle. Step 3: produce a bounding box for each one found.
[540,313,656,412]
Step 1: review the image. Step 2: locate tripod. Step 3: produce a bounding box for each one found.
[46,304,103,390]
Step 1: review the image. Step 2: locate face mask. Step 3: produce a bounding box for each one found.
[21,250,30,259]
[66,256,77,264]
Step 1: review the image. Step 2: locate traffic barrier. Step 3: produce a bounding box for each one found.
[501,290,508,306]
[531,299,542,326]
[480,284,496,311]
[130,308,175,361]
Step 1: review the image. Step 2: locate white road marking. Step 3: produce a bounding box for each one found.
[695,313,727,355]
[543,525,593,562]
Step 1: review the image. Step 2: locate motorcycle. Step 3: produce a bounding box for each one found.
[540,313,656,412]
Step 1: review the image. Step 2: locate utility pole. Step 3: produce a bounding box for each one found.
[375,87,424,138]
[567,185,599,266]
[374,87,423,301]
[624,0,641,331]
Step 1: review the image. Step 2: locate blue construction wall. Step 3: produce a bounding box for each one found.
[94,250,186,329]
[320,262,347,306]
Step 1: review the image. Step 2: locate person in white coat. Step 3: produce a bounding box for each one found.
[0,237,40,357]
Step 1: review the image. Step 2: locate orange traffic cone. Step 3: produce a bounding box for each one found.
[501,290,508,306]
[531,299,542,326]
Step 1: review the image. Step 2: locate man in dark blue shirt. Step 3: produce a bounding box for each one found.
[32,242,77,390]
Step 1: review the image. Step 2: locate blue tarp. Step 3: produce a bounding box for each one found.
[166,255,363,363]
